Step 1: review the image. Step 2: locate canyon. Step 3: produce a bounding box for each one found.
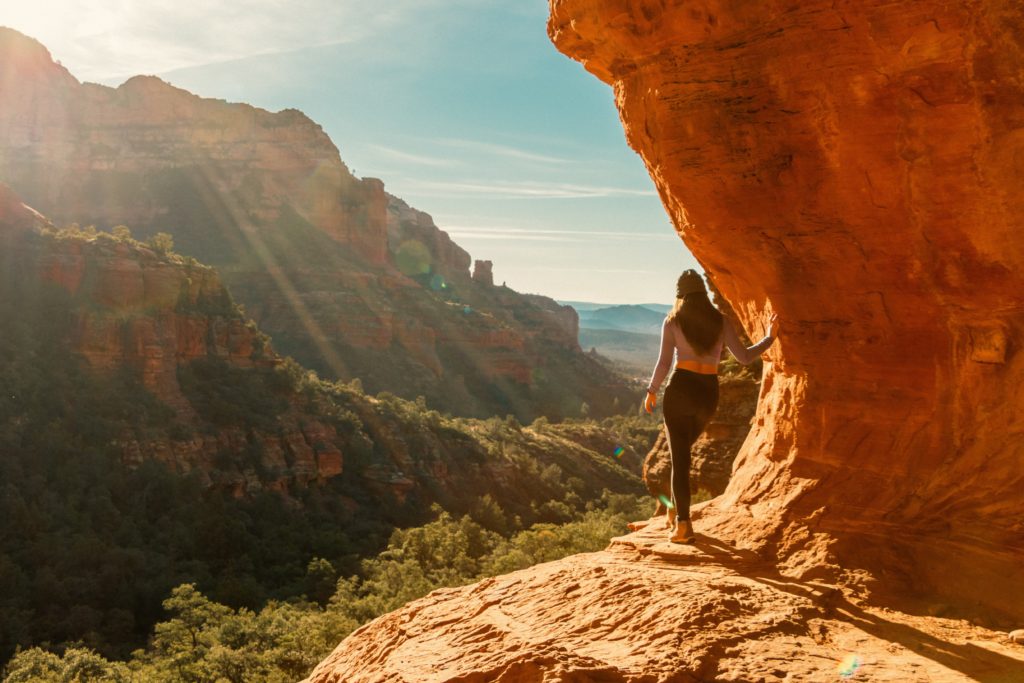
[0,27,633,422]
[306,0,1024,680]
[0,184,645,510]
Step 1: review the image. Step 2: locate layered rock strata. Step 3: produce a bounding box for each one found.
[0,29,387,265]
[1,188,644,512]
[546,0,1024,616]
[0,28,633,420]
[0,186,344,495]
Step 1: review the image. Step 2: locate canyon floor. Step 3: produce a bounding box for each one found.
[305,516,1024,683]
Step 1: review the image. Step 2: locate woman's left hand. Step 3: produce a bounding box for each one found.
[643,391,657,414]
[768,312,780,338]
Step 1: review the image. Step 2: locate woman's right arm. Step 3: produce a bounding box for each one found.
[722,314,777,365]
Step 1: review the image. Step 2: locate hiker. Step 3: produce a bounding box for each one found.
[644,270,778,543]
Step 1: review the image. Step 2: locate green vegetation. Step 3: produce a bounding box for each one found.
[177,358,292,431]
[2,494,648,683]
[0,228,659,679]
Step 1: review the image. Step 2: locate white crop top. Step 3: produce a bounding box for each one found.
[647,316,774,393]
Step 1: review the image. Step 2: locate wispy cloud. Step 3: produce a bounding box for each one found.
[4,0,478,81]
[432,138,573,165]
[367,145,459,168]
[406,179,657,200]
[445,226,676,243]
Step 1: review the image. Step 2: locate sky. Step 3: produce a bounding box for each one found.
[2,1,699,304]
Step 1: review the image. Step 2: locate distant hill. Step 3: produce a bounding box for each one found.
[560,301,671,316]
[576,304,665,336]
[639,302,672,315]
[560,303,670,378]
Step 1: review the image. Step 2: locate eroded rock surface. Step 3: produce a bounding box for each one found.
[547,0,1024,616]
[0,185,347,496]
[304,521,1024,682]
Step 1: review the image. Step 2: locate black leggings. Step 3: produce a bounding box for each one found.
[663,369,719,522]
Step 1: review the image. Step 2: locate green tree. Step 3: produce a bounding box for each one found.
[148,232,175,254]
[304,558,337,607]
[4,647,129,683]
[111,225,132,241]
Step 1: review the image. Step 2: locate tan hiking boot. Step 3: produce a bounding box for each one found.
[669,519,696,544]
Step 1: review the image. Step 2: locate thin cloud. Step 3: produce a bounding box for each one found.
[407,179,658,200]
[531,267,653,274]
[445,226,676,242]
[5,0,472,81]
[432,138,573,165]
[367,145,459,168]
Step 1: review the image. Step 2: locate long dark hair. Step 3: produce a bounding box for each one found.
[669,290,724,355]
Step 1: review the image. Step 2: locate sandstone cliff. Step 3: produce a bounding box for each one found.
[0,27,633,421]
[545,0,1024,616]
[0,186,345,495]
[0,28,386,265]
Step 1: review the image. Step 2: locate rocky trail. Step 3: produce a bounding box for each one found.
[304,514,1024,682]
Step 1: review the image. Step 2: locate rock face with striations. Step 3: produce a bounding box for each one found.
[1,186,643,514]
[0,184,346,495]
[0,27,632,421]
[546,0,1024,615]
[0,30,387,265]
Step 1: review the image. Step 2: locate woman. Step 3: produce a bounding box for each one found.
[644,270,778,543]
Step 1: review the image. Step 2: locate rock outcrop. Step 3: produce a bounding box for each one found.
[304,523,1024,682]
[0,27,634,421]
[0,185,346,495]
[472,259,494,286]
[545,0,1024,616]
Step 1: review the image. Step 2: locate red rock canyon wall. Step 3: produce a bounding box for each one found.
[549,0,1024,614]
[0,28,387,264]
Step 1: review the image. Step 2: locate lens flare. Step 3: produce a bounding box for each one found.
[463,305,472,314]
[613,446,625,458]
[395,240,432,276]
[837,654,861,678]
[657,494,675,509]
[429,273,447,291]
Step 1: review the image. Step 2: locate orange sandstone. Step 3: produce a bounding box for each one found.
[304,524,1024,682]
[547,0,1024,616]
